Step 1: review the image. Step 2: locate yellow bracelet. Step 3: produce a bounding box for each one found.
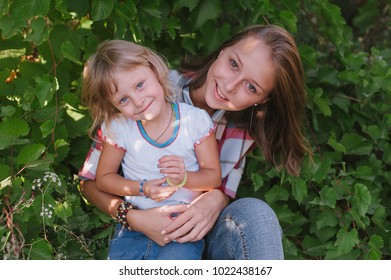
[167,172,187,188]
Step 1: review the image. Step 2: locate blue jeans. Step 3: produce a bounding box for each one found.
[204,197,284,260]
[108,226,204,260]
[108,197,283,260]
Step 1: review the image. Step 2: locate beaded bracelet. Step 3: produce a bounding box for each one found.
[139,179,147,197]
[116,201,139,230]
[166,171,187,188]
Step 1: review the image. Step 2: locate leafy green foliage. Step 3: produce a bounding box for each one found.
[1,0,390,259]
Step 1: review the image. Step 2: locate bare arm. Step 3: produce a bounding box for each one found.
[95,142,140,196]
[80,180,122,218]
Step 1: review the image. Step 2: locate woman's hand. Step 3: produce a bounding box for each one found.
[126,205,186,246]
[161,189,229,243]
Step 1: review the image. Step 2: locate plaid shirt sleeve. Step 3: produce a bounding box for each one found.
[78,128,104,181]
[214,119,254,198]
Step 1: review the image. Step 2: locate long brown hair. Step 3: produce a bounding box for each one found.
[180,25,312,176]
[81,40,176,138]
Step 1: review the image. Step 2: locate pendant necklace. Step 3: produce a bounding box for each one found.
[154,103,173,142]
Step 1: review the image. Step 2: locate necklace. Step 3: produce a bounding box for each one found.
[154,104,173,142]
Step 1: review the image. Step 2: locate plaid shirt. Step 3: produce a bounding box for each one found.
[79,71,254,198]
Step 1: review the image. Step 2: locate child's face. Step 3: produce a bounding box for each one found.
[108,65,166,121]
[203,36,275,111]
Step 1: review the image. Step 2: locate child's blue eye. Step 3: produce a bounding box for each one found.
[136,82,144,89]
[120,97,128,104]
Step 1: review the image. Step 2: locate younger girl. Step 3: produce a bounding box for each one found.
[81,40,221,259]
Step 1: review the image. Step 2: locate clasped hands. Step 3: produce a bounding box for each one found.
[141,155,186,202]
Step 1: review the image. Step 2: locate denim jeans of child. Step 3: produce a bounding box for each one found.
[108,197,283,260]
[108,227,204,260]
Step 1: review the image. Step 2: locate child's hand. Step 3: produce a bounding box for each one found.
[158,155,186,186]
[143,177,177,202]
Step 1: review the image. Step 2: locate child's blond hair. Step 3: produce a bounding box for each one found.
[81,40,176,138]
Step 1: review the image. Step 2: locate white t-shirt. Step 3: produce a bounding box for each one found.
[101,102,214,209]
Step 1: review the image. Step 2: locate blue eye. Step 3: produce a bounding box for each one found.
[136,82,144,89]
[119,97,128,104]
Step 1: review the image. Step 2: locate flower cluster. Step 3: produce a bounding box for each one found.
[32,172,62,191]
[40,204,54,219]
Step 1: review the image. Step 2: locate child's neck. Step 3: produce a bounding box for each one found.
[141,102,174,143]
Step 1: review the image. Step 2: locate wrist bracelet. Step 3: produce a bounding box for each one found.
[116,201,139,231]
[139,179,147,197]
[166,171,187,188]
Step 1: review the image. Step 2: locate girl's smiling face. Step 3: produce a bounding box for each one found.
[204,36,276,112]
[108,65,166,121]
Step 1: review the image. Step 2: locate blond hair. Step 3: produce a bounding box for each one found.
[81,40,176,138]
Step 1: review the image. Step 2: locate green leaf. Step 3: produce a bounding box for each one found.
[0,105,16,117]
[340,133,372,155]
[61,41,82,65]
[313,154,332,183]
[299,45,317,69]
[173,0,199,11]
[251,173,264,192]
[35,74,54,107]
[310,186,338,208]
[17,143,46,165]
[91,0,114,21]
[351,183,371,217]
[0,163,11,181]
[0,118,30,149]
[29,238,53,260]
[335,226,359,254]
[291,178,307,204]
[167,16,180,40]
[366,235,383,260]
[24,16,49,45]
[327,134,346,153]
[194,0,221,28]
[13,0,50,17]
[318,66,339,85]
[40,119,55,138]
[140,1,161,18]
[313,88,331,117]
[279,10,297,33]
[55,201,72,223]
[265,185,289,203]
[316,209,339,230]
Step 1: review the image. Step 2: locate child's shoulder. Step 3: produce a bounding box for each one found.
[176,101,207,115]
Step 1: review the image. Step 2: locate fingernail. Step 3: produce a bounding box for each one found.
[161,231,166,235]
